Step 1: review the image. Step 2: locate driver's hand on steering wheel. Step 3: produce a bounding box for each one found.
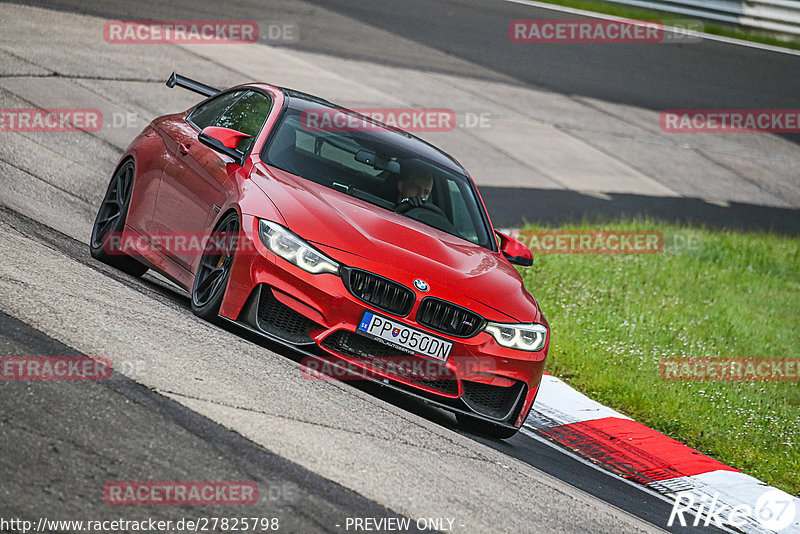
[399,197,426,208]
[394,197,448,218]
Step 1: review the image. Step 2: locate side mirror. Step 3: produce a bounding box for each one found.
[198,126,250,166]
[496,231,533,267]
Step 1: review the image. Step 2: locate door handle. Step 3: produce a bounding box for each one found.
[179,142,191,155]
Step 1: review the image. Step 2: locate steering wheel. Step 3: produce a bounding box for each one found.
[394,198,447,218]
[394,199,461,236]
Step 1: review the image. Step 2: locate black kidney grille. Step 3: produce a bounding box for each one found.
[346,269,414,316]
[416,298,483,338]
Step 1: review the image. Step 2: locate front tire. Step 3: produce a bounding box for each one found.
[89,160,148,277]
[191,212,240,322]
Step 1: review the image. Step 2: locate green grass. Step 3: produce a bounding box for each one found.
[518,219,800,495]
[530,0,800,50]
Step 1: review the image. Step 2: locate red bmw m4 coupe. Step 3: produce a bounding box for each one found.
[90,73,549,439]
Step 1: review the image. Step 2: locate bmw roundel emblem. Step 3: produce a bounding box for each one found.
[413,279,429,292]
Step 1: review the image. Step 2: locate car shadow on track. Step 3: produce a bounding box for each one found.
[221,316,465,428]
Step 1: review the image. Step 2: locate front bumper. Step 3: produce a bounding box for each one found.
[219,215,548,429]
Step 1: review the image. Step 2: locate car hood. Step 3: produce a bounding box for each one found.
[250,164,540,322]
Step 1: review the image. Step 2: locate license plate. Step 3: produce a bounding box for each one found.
[357,311,453,362]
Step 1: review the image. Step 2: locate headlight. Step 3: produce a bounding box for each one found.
[258,220,339,275]
[484,322,547,351]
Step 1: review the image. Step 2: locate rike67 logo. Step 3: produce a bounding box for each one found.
[668,489,797,531]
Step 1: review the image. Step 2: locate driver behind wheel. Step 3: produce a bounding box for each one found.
[395,165,434,207]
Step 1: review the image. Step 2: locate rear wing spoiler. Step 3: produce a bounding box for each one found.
[165,72,220,98]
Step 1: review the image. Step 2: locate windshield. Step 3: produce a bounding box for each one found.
[262,107,493,249]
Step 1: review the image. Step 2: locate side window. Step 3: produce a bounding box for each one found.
[187,90,273,153]
[215,91,273,152]
[188,90,246,131]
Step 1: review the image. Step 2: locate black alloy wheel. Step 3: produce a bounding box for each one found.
[89,159,148,277]
[191,212,240,321]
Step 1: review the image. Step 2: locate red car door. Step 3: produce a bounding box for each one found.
[154,117,234,271]
[153,89,271,272]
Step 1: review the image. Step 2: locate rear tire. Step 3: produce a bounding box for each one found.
[89,160,148,277]
[456,413,520,440]
[191,212,240,323]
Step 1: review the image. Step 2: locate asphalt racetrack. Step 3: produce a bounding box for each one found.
[1,1,796,533]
